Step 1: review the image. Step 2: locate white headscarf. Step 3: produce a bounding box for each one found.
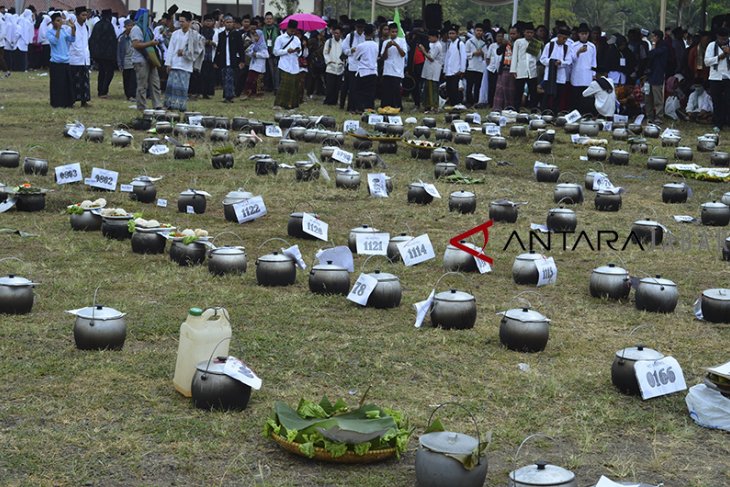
[3,13,17,48]
[19,8,34,44]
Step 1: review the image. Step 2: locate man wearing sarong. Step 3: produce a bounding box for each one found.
[69,6,91,107]
[418,30,443,112]
[273,19,302,109]
[213,15,243,103]
[164,11,200,111]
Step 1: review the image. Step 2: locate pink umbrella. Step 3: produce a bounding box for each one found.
[279,13,327,31]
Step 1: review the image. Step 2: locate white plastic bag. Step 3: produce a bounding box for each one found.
[664,96,680,120]
[685,384,730,431]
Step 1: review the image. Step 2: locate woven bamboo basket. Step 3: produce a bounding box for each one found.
[270,432,397,464]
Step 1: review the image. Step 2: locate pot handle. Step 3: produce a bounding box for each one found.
[555,196,573,207]
[433,272,471,293]
[211,231,245,249]
[0,256,27,268]
[257,237,292,251]
[506,290,544,311]
[619,323,657,362]
[426,402,481,445]
[557,171,577,183]
[511,433,558,482]
[589,162,605,173]
[650,145,661,156]
[360,254,389,273]
[202,336,232,375]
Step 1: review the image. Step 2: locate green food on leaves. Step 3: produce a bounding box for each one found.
[444,170,484,184]
[67,205,85,215]
[264,395,412,459]
[211,145,235,156]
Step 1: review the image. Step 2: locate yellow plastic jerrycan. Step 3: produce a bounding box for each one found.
[173,307,232,397]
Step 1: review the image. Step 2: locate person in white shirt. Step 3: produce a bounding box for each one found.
[464,23,488,107]
[570,23,597,114]
[273,19,302,109]
[419,30,444,111]
[510,22,540,109]
[243,29,269,98]
[485,29,504,106]
[164,11,202,111]
[685,84,713,123]
[354,24,378,111]
[581,76,616,117]
[340,19,365,110]
[323,26,344,105]
[540,26,572,114]
[68,6,91,106]
[704,28,730,132]
[380,22,407,109]
[443,25,466,106]
[15,9,33,72]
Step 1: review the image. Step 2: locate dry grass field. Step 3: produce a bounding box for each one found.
[0,70,728,486]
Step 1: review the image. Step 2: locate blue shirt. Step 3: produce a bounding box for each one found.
[48,26,75,64]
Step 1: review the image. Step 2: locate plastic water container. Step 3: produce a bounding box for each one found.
[173,307,232,397]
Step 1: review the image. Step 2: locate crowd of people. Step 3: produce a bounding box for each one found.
[0,6,728,131]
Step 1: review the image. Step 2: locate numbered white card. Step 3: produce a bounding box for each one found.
[422,182,441,199]
[316,246,354,272]
[356,232,390,256]
[232,195,266,223]
[343,120,360,132]
[87,167,119,191]
[453,121,471,134]
[265,125,283,137]
[413,289,436,328]
[368,114,384,125]
[485,125,501,136]
[157,198,168,208]
[634,114,645,125]
[592,175,615,191]
[120,184,133,193]
[54,163,83,185]
[148,144,169,155]
[470,113,481,124]
[367,173,389,197]
[281,244,307,269]
[186,205,195,214]
[603,121,613,132]
[613,114,629,123]
[67,122,85,139]
[388,115,402,125]
[564,110,581,124]
[397,234,436,266]
[188,115,203,126]
[634,356,687,400]
[223,356,262,390]
[302,213,328,241]
[332,148,353,165]
[347,273,379,306]
[535,256,557,286]
[595,476,639,487]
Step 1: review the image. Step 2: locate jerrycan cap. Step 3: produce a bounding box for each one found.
[189,307,203,316]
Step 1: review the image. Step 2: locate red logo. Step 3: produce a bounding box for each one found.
[450,220,494,265]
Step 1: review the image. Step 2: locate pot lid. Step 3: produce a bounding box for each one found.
[663,183,686,189]
[225,189,253,200]
[357,151,376,156]
[611,149,629,155]
[588,145,606,151]
[587,171,607,176]
[436,162,457,168]
[419,431,478,455]
[313,261,347,272]
[180,189,205,197]
[211,246,246,256]
[409,182,426,189]
[549,207,575,214]
[368,270,399,282]
[615,345,664,361]
[503,308,549,323]
[536,163,557,169]
[639,275,676,287]
[450,189,476,198]
[702,288,730,301]
[0,274,34,286]
[258,251,294,263]
[131,179,153,187]
[391,234,413,242]
[515,251,543,261]
[593,263,628,276]
[75,305,125,320]
[435,289,475,303]
[351,225,379,234]
[290,212,304,218]
[556,183,580,189]
[633,219,661,226]
[467,153,490,161]
[510,462,576,485]
[676,146,692,151]
[491,199,517,207]
[701,201,729,209]
[195,358,228,375]
[295,161,315,169]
